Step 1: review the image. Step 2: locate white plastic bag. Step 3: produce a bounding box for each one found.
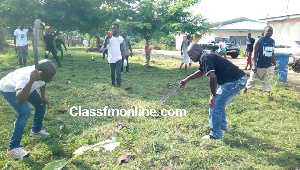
[124,59,127,66]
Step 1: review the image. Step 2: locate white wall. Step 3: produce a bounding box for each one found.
[268,17,300,42]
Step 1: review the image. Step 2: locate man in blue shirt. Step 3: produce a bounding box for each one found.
[243,26,276,95]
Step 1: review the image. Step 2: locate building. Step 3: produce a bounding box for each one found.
[176,17,266,50]
[260,14,300,42]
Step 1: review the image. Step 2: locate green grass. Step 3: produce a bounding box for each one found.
[0,47,299,169]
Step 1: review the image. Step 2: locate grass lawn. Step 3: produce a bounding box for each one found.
[0,47,299,169]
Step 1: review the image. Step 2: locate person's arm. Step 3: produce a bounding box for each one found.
[120,41,125,59]
[14,36,17,51]
[180,70,205,86]
[53,37,57,52]
[207,71,217,107]
[271,51,276,67]
[16,70,41,105]
[40,84,50,107]
[104,36,109,48]
[129,40,132,56]
[252,38,261,72]
[181,41,183,55]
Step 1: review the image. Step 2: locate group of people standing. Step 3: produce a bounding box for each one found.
[180,26,276,139]
[14,23,66,68]
[1,25,276,159]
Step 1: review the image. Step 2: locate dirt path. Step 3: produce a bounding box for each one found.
[133,49,300,89]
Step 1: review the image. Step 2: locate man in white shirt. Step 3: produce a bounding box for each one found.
[0,59,56,158]
[104,23,125,87]
[82,38,89,52]
[14,23,31,67]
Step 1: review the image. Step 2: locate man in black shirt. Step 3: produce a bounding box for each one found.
[180,44,247,139]
[244,33,255,70]
[43,29,61,68]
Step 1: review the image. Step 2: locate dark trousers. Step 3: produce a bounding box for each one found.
[121,55,129,72]
[109,59,122,86]
[45,46,61,67]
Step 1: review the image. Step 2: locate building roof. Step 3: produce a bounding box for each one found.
[260,14,300,22]
[212,17,266,32]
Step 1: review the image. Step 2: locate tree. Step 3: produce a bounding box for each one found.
[122,0,211,66]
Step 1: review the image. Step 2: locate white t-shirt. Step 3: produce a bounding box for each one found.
[107,36,124,63]
[182,39,189,57]
[0,66,45,93]
[82,39,88,45]
[14,29,29,46]
[219,41,226,48]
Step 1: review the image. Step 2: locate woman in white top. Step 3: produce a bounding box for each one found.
[218,37,227,59]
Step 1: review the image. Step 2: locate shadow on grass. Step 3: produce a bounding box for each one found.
[223,131,299,168]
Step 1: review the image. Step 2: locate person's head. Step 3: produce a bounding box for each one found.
[19,23,24,30]
[121,32,126,38]
[221,37,225,42]
[187,34,191,40]
[112,23,119,36]
[247,33,251,38]
[263,26,273,38]
[37,59,56,82]
[46,28,53,34]
[187,44,203,62]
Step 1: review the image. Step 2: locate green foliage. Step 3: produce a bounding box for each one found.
[240,50,247,57]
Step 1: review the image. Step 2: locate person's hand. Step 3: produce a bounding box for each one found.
[40,97,50,108]
[181,51,183,55]
[130,52,133,57]
[30,70,42,82]
[209,95,216,107]
[180,79,188,87]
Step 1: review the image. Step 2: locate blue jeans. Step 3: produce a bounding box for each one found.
[1,90,46,149]
[209,74,247,139]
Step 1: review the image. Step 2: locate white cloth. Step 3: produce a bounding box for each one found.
[219,41,226,48]
[107,36,124,63]
[82,39,88,49]
[0,66,45,93]
[14,29,28,46]
[182,39,190,64]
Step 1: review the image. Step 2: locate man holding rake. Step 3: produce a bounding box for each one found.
[180,44,247,139]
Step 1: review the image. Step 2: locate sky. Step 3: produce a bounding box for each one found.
[189,0,299,23]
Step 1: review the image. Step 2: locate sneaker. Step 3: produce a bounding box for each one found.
[29,130,50,137]
[7,147,30,159]
[202,135,217,140]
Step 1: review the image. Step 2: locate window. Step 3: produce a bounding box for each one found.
[229,36,247,45]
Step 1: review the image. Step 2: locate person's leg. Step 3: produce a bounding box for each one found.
[1,92,31,149]
[243,70,258,93]
[261,67,274,92]
[27,90,46,133]
[61,49,63,58]
[22,45,28,67]
[116,59,122,86]
[109,62,116,85]
[179,62,184,69]
[185,64,187,70]
[126,55,129,72]
[17,46,23,67]
[210,75,247,139]
[50,47,61,68]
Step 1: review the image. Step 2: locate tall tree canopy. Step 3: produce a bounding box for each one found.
[121,0,211,66]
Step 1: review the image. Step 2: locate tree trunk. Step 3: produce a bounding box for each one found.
[145,39,150,67]
[0,25,5,52]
